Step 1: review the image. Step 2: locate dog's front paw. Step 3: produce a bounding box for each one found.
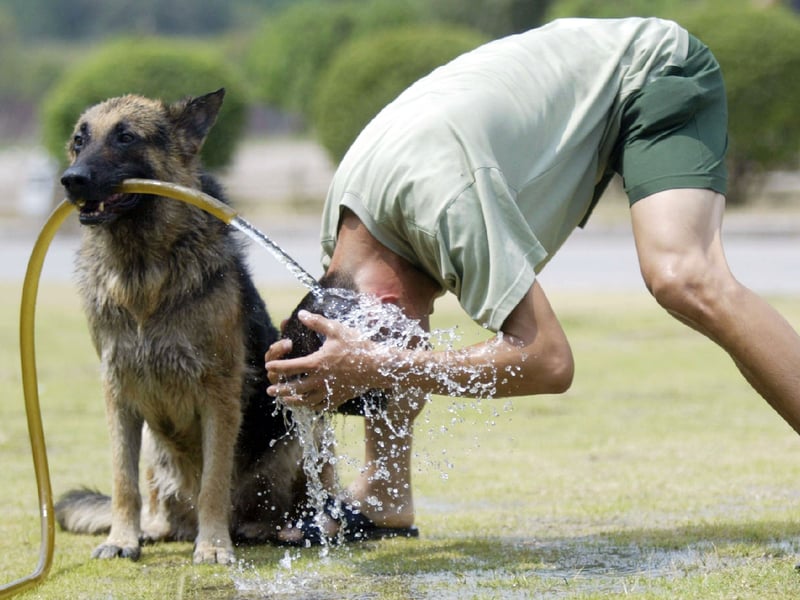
[193,539,235,565]
[91,541,141,561]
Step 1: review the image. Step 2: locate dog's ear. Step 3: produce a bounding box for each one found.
[169,88,226,157]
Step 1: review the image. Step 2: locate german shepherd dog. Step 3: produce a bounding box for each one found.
[55,89,311,564]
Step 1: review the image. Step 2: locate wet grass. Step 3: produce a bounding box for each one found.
[2,282,800,599]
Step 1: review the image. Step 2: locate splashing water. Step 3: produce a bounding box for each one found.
[231,551,319,597]
[282,406,340,553]
[279,289,517,539]
[277,290,433,547]
[231,216,512,550]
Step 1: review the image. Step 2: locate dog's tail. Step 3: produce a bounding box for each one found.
[54,488,112,534]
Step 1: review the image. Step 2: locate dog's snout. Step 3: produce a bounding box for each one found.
[61,165,92,193]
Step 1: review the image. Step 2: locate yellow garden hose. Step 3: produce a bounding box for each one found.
[1,199,73,599]
[120,178,237,224]
[0,180,240,598]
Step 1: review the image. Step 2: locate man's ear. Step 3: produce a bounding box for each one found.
[169,88,225,157]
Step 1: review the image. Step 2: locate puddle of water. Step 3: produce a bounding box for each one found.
[230,551,330,599]
[221,535,800,599]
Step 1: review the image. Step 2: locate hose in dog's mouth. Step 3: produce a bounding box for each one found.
[116,178,239,224]
[5,178,320,598]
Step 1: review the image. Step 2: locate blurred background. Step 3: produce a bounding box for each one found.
[0,0,798,285]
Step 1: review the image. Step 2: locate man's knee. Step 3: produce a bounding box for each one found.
[641,252,737,325]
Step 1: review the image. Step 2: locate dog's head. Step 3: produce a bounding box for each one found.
[60,88,225,225]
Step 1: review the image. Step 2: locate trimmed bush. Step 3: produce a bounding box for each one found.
[40,38,248,168]
[545,0,695,19]
[312,25,487,162]
[245,0,423,118]
[427,0,551,37]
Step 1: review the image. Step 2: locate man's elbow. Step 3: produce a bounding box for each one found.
[547,349,574,394]
[522,345,575,395]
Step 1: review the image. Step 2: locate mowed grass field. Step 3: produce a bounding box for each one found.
[2,281,800,599]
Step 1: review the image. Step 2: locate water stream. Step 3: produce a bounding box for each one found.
[232,215,321,292]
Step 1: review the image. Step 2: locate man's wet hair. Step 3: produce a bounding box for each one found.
[281,271,358,360]
[281,271,386,416]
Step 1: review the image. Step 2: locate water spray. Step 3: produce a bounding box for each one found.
[0,179,320,598]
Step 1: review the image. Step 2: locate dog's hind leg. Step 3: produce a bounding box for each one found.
[193,394,242,564]
[140,426,191,542]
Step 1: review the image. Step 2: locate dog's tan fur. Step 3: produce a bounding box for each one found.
[55,90,313,564]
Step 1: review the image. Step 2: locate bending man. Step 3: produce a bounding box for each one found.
[266,17,800,543]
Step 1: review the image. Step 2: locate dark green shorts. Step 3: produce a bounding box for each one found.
[611,35,729,204]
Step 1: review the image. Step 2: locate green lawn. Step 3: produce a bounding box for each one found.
[2,282,800,599]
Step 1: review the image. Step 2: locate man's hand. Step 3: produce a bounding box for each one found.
[265,310,383,411]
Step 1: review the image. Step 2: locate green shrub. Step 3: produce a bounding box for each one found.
[245,0,424,119]
[545,0,693,19]
[681,5,800,201]
[426,0,551,37]
[312,25,487,162]
[40,38,248,168]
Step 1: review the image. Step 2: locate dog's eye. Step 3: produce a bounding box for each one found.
[72,134,84,152]
[117,132,136,145]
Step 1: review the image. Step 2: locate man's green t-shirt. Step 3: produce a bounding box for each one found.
[320,17,689,331]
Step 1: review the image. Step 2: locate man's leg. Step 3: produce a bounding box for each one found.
[631,188,800,431]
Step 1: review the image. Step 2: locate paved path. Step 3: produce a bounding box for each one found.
[540,222,800,295]
[3,215,799,297]
[1,140,798,294]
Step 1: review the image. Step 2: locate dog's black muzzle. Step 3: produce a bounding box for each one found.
[61,164,142,225]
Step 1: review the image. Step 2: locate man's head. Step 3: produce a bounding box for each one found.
[279,208,440,413]
[280,272,388,415]
[280,268,434,415]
